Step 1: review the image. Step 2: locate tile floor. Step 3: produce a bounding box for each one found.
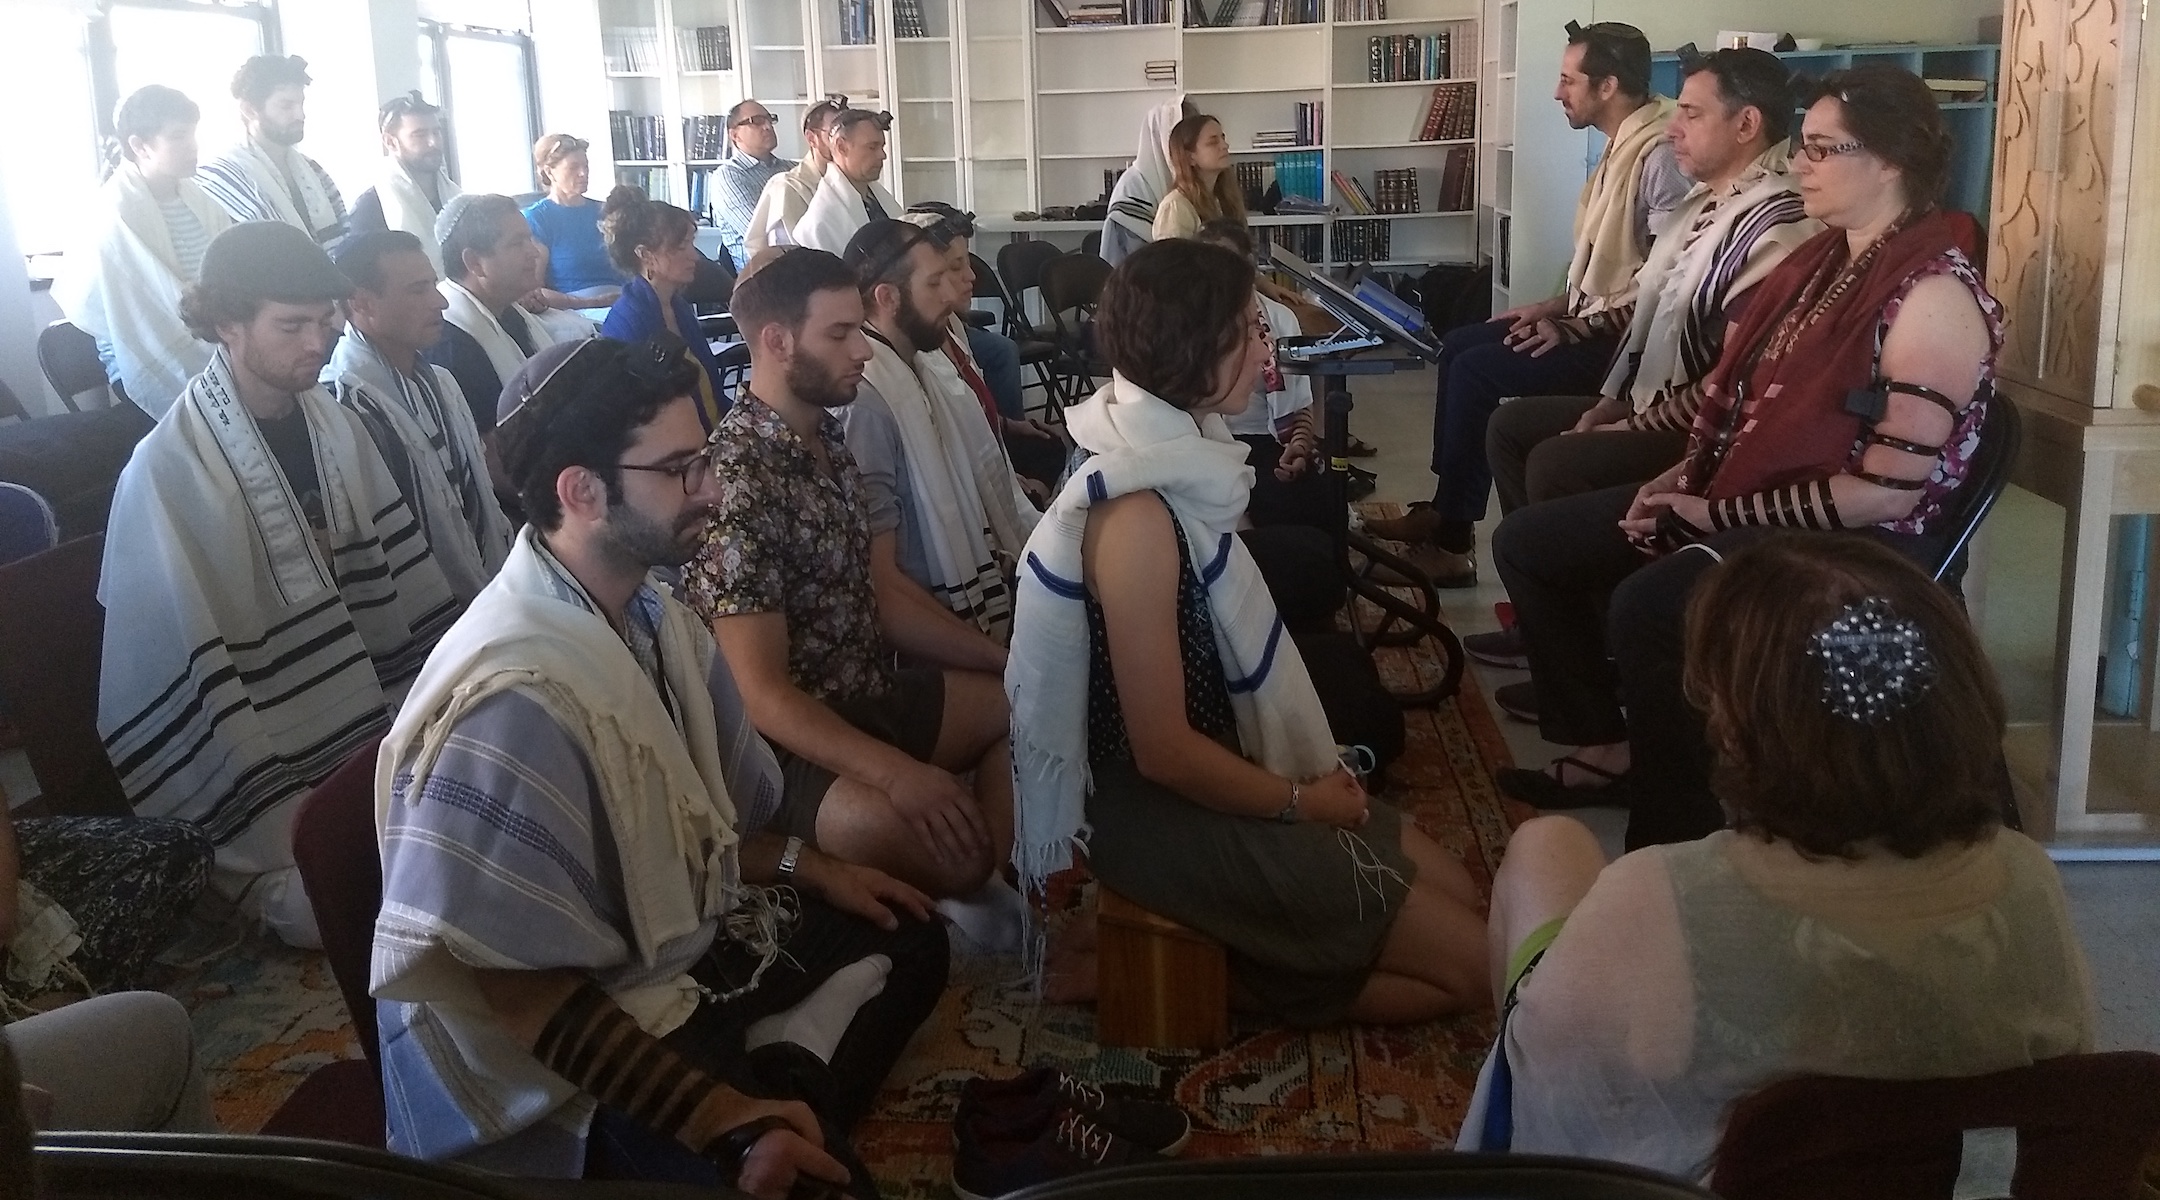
[1346,364,2160,1052]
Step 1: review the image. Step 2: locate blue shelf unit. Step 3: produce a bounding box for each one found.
[1649,44,2000,227]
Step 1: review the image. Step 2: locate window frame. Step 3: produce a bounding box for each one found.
[85,0,280,149]
[419,18,542,195]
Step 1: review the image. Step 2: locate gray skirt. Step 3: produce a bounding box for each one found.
[1084,759,1417,1027]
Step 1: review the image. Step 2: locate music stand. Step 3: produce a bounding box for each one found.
[1265,248,1464,707]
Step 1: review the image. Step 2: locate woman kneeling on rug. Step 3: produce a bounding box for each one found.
[1005,238,1489,1026]
[1461,534,2093,1178]
[1490,65,2003,849]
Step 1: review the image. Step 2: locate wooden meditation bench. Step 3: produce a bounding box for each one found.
[1095,886,1230,1051]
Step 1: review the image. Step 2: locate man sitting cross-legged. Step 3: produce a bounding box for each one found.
[373,336,948,1195]
[687,248,1024,943]
[328,229,513,603]
[839,219,1041,642]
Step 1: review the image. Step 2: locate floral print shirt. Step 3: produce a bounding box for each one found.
[683,391,894,703]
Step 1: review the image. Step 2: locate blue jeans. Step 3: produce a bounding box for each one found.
[967,326,1026,420]
[1427,318,1617,525]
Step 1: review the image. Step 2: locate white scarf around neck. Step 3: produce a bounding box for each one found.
[379,158,462,270]
[1006,374,1339,899]
[794,166,899,254]
[1568,96,1674,314]
[439,278,535,391]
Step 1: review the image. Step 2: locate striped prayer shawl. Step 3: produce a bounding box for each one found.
[197,140,348,245]
[98,348,460,885]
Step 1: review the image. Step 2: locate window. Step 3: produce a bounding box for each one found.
[101,1,276,151]
[0,6,99,255]
[421,21,540,197]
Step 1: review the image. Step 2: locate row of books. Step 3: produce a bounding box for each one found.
[609,111,668,162]
[681,114,731,161]
[833,0,876,44]
[1145,59,1179,85]
[894,0,930,38]
[1253,102,1324,148]
[675,25,732,71]
[1417,81,1476,141]
[1271,150,1325,205]
[1264,224,1324,262]
[615,166,669,204]
[1333,167,1416,214]
[1369,32,1452,82]
[1183,0,1319,25]
[1040,0,1174,25]
[1334,0,1386,18]
[1330,218,1392,264]
[685,166,716,225]
[602,27,663,74]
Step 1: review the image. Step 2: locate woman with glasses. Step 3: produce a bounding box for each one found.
[1487,65,2004,850]
[599,187,729,429]
[1006,239,1489,1026]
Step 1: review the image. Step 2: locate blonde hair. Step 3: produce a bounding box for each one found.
[1166,115,1246,225]
[533,133,590,191]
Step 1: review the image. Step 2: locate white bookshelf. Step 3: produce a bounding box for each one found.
[1022,0,1488,269]
[1480,0,1591,307]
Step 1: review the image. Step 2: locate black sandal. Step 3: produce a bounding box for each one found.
[1495,755,1633,811]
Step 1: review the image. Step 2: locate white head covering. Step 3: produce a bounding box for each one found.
[1101,95,1187,266]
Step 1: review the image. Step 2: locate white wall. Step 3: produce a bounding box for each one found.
[1591,0,1999,52]
[0,156,46,417]
[280,0,421,206]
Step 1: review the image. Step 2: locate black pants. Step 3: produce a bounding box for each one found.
[1484,394,1689,516]
[1492,486,1941,850]
[1427,319,1618,525]
[1006,426,1069,490]
[1241,524,1345,635]
[1238,434,1338,533]
[584,899,949,1194]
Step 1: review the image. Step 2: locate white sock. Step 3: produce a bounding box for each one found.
[935,875,1029,955]
[744,954,891,1063]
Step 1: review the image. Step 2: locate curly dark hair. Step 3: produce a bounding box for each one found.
[495,339,703,532]
[599,185,697,276]
[177,279,262,343]
[1806,65,1954,211]
[1096,239,1255,409]
[1683,533,2007,859]
[231,55,311,108]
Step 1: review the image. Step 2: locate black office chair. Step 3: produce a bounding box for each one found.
[36,321,109,412]
[995,238,1066,350]
[1929,385,2021,594]
[1081,229,1102,259]
[971,251,1066,417]
[1003,1153,1717,1200]
[1038,252,1114,396]
[34,1131,735,1198]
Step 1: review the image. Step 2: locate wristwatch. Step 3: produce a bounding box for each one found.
[777,835,805,877]
[1273,780,1302,824]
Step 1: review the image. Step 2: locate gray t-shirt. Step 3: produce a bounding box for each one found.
[838,382,933,591]
[1636,139,1691,249]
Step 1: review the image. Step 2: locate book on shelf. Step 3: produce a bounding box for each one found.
[895,0,929,37]
[1332,170,1377,214]
[834,0,877,44]
[1368,32,1451,82]
[609,110,669,162]
[1271,150,1324,206]
[1436,145,1474,211]
[1145,58,1179,84]
[674,25,732,71]
[1495,213,1511,288]
[1331,218,1391,265]
[1265,223,1324,262]
[1373,167,1418,213]
[1417,81,1476,141]
[1236,160,1268,208]
[682,114,731,161]
[616,165,669,203]
[602,26,662,73]
[1335,0,1385,18]
[686,165,719,225]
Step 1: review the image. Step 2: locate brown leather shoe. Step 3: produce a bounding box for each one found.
[1361,502,1443,543]
[1404,542,1478,588]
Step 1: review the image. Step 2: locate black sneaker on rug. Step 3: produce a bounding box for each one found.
[958,1068,1191,1155]
[1495,755,1636,811]
[1463,627,1529,670]
[1492,679,1539,722]
[951,1107,1165,1200]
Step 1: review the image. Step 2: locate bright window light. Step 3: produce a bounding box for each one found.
[444,35,536,195]
[0,8,98,255]
[107,4,269,154]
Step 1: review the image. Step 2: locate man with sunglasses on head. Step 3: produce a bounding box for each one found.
[348,91,462,272]
[747,99,846,256]
[373,334,948,1196]
[795,109,900,255]
[1367,20,1691,586]
[714,100,793,270]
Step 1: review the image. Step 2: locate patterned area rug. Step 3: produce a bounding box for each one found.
[179,584,1533,1192]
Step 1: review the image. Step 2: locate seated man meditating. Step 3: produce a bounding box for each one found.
[373,336,948,1195]
[1006,238,1489,1027]
[1462,535,2093,1179]
[688,248,1023,942]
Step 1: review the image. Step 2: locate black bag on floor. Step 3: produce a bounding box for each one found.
[1292,630,1405,778]
[1410,261,1493,338]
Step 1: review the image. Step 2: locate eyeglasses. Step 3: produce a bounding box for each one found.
[1797,139,1866,162]
[616,448,716,495]
[732,112,776,129]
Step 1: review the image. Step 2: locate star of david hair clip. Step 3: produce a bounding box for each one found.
[1805,597,1938,725]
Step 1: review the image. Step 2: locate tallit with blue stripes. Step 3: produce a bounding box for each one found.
[1005,373,1340,901]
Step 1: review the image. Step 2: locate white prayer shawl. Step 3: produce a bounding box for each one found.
[51,163,231,416]
[373,526,744,1126]
[98,348,460,885]
[437,279,593,392]
[1006,374,1340,898]
[1102,96,1185,266]
[327,329,512,600]
[859,333,1032,640]
[747,158,823,254]
[944,313,1053,518]
[1601,149,1819,412]
[377,158,463,270]
[198,138,346,243]
[793,167,900,254]
[1566,97,1674,317]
